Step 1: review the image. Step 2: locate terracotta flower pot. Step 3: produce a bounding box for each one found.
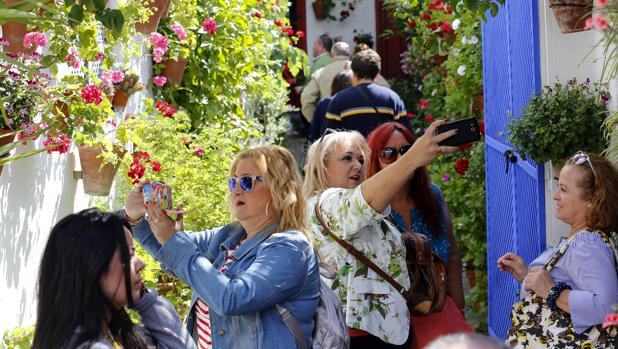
[77,145,126,196]
[548,0,592,33]
[135,0,172,34]
[312,0,329,20]
[0,128,16,176]
[113,90,129,108]
[161,58,188,85]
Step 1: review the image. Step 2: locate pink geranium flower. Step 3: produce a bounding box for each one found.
[65,47,81,69]
[81,84,103,105]
[417,99,429,109]
[111,71,125,84]
[153,75,167,87]
[23,32,47,48]
[603,313,618,328]
[597,0,608,8]
[202,18,218,35]
[171,22,187,41]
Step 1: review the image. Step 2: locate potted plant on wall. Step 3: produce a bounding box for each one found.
[507,78,610,171]
[110,71,144,108]
[548,0,593,33]
[153,18,195,86]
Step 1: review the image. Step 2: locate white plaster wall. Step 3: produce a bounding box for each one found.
[538,0,617,247]
[0,31,153,334]
[305,0,376,61]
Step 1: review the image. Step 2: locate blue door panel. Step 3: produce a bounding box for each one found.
[482,0,546,339]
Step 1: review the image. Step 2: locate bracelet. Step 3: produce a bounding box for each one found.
[124,210,144,227]
[546,281,571,311]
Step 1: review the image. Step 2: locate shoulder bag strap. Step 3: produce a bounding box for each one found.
[276,304,308,349]
[314,199,411,300]
[355,85,381,114]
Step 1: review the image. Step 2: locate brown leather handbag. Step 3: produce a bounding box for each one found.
[314,202,447,316]
[401,231,447,316]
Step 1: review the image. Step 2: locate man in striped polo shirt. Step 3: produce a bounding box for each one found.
[323,49,410,138]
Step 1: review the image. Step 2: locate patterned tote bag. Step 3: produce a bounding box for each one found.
[506,231,618,349]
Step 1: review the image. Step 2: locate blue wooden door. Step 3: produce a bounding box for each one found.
[482,1,546,339]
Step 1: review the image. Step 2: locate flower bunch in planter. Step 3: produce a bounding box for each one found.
[507,78,610,164]
[104,71,144,108]
[152,17,196,87]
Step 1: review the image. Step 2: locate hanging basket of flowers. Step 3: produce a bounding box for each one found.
[548,0,593,33]
[77,144,126,196]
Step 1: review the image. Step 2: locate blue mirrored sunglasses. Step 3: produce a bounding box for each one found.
[228,175,263,192]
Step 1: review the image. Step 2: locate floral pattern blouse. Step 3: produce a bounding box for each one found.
[308,187,411,345]
[390,184,450,262]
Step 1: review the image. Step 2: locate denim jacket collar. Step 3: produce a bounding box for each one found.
[220,222,279,260]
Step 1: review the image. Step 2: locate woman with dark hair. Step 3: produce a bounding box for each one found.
[367,122,471,349]
[308,69,354,143]
[32,208,194,349]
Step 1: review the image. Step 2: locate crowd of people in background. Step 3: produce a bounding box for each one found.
[30,32,618,349]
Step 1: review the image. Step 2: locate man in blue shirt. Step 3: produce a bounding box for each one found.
[324,49,410,137]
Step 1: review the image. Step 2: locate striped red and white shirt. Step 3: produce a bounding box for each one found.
[194,241,242,349]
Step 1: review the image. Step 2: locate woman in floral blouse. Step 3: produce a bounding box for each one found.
[303,121,457,348]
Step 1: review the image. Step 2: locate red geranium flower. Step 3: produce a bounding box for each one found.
[417,99,429,109]
[274,19,283,26]
[442,21,453,33]
[406,19,416,28]
[155,101,176,117]
[421,13,432,21]
[454,159,470,176]
[253,10,262,19]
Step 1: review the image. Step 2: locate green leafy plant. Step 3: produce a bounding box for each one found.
[2,325,34,349]
[443,10,483,119]
[507,78,610,164]
[428,140,487,331]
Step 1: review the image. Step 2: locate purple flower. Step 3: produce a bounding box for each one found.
[442,173,450,181]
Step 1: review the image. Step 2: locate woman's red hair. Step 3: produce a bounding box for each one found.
[367,122,442,237]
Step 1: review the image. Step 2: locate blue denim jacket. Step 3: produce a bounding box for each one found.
[131,216,320,349]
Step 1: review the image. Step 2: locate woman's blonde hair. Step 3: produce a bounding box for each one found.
[230,145,310,236]
[303,130,369,197]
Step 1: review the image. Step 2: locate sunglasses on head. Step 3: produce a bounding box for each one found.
[228,175,263,192]
[380,144,412,164]
[570,151,597,178]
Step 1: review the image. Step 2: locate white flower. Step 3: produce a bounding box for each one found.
[451,48,461,56]
[431,89,438,97]
[417,84,423,92]
[457,65,467,76]
[461,36,468,45]
[452,19,461,30]
[469,35,479,45]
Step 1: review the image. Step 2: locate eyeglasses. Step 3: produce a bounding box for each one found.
[380,144,412,164]
[228,175,263,192]
[570,151,597,178]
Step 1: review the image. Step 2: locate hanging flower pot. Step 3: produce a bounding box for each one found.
[548,0,592,33]
[77,145,126,196]
[161,58,187,85]
[135,0,172,34]
[312,0,329,20]
[112,89,129,108]
[0,128,16,177]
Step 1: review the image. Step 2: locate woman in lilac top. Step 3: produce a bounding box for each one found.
[498,152,618,347]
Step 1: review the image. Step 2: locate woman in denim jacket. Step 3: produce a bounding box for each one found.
[303,121,457,348]
[124,145,320,349]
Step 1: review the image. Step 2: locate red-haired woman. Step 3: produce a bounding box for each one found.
[367,122,472,349]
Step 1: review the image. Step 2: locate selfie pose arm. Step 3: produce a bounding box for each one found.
[361,120,457,212]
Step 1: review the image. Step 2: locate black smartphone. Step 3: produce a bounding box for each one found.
[436,117,481,146]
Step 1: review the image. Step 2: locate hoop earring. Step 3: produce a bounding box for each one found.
[265,200,271,218]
